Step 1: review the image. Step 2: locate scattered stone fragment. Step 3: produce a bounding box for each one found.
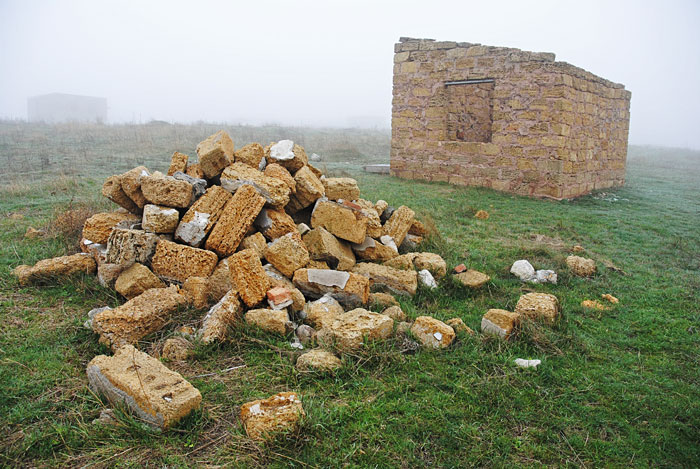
[13,253,96,286]
[566,255,596,277]
[235,143,265,169]
[120,166,150,209]
[267,287,293,310]
[142,204,179,234]
[510,260,536,281]
[167,151,188,176]
[87,344,201,429]
[400,233,423,250]
[229,249,270,307]
[572,245,585,253]
[534,269,558,284]
[185,163,204,179]
[369,292,399,309]
[303,227,356,271]
[255,207,297,241]
[514,292,560,323]
[220,162,291,208]
[383,253,417,271]
[352,263,418,296]
[172,171,207,199]
[293,268,370,307]
[374,200,388,216]
[418,269,438,289]
[196,130,234,178]
[454,264,467,274]
[175,185,232,246]
[92,408,118,426]
[239,232,267,259]
[446,318,475,335]
[92,286,188,350]
[265,232,310,278]
[514,358,541,369]
[264,265,306,312]
[296,349,341,372]
[318,308,393,350]
[198,290,242,343]
[105,228,159,265]
[414,252,447,279]
[352,236,399,262]
[83,211,140,244]
[322,178,360,201]
[102,175,139,213]
[141,172,193,208]
[245,309,293,335]
[151,239,218,284]
[382,205,415,246]
[267,140,308,173]
[240,392,305,441]
[287,166,325,213]
[310,199,367,244]
[295,324,316,344]
[354,200,383,238]
[115,263,165,300]
[207,257,233,303]
[408,219,428,237]
[24,227,45,239]
[161,337,193,361]
[181,276,210,309]
[382,305,406,321]
[97,263,125,288]
[84,306,111,330]
[581,299,608,310]
[602,293,619,304]
[410,316,456,349]
[481,309,520,339]
[474,210,489,220]
[205,184,265,257]
[396,321,412,336]
[455,269,490,288]
[303,294,345,330]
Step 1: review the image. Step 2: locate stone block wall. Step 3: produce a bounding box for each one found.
[390,38,632,199]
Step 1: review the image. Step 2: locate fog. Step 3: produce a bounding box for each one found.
[1,0,699,148]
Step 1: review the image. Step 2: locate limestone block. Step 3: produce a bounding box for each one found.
[220,163,290,208]
[382,205,415,246]
[115,263,165,299]
[322,177,360,201]
[239,232,267,259]
[235,142,264,168]
[264,163,296,194]
[307,260,329,269]
[120,166,150,209]
[304,294,345,330]
[293,268,370,307]
[207,257,233,303]
[185,163,204,179]
[296,349,342,372]
[351,263,418,296]
[105,229,159,266]
[319,308,393,350]
[369,292,399,309]
[310,200,367,244]
[87,344,201,429]
[264,264,306,312]
[141,173,193,209]
[383,253,418,271]
[13,253,96,286]
[446,317,475,335]
[410,316,455,349]
[229,249,270,307]
[255,207,297,241]
[352,236,399,262]
[264,232,309,278]
[150,239,218,283]
[244,309,292,335]
[401,234,423,251]
[172,171,207,200]
[175,186,232,247]
[382,305,406,321]
[354,200,383,238]
[303,227,356,271]
[481,309,520,339]
[198,290,242,343]
[83,211,140,245]
[514,292,560,323]
[205,185,265,257]
[161,336,193,361]
[409,219,428,237]
[566,255,596,277]
[97,262,125,288]
[182,276,210,309]
[266,140,308,173]
[287,166,325,213]
[196,130,234,178]
[240,392,304,440]
[142,204,179,234]
[102,175,138,213]
[455,270,490,288]
[414,253,447,279]
[92,286,188,350]
[167,151,189,176]
[375,200,388,216]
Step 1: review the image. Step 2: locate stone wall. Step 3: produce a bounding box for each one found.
[390,38,632,199]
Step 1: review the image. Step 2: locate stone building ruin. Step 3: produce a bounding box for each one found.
[390,38,631,199]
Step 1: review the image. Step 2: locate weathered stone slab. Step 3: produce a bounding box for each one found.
[142,204,179,234]
[229,249,270,307]
[240,392,305,440]
[296,349,342,372]
[322,177,360,201]
[304,294,345,330]
[293,268,369,307]
[566,255,596,277]
[83,211,140,244]
[207,257,233,303]
[303,227,356,271]
[220,162,290,208]
[238,232,267,259]
[410,316,455,349]
[196,130,234,178]
[181,276,210,309]
[318,308,393,350]
[105,229,159,266]
[235,142,265,168]
[13,253,96,286]
[198,290,242,343]
[481,309,520,339]
[205,184,265,257]
[120,166,150,209]
[287,166,325,213]
[351,263,418,296]
[264,232,310,278]
[264,163,296,194]
[382,205,415,246]
[352,236,399,262]
[266,140,308,173]
[141,173,193,208]
[115,263,165,299]
[255,207,297,241]
[310,199,367,244]
[244,309,292,335]
[175,185,232,247]
[514,292,560,323]
[150,239,218,283]
[87,344,201,429]
[167,151,189,176]
[102,175,139,213]
[455,269,490,288]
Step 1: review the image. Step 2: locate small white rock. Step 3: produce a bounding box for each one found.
[510,260,535,280]
[514,358,541,369]
[418,269,437,289]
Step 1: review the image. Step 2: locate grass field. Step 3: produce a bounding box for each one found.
[0,123,698,467]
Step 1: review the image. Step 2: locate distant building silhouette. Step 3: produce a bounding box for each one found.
[27,93,107,123]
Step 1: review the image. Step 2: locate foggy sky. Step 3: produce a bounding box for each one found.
[1,0,699,148]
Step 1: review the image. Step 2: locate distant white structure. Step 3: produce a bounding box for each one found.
[27,93,107,123]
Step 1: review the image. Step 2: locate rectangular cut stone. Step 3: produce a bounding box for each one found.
[198,290,242,343]
[196,130,234,178]
[142,204,179,234]
[13,253,96,286]
[293,268,369,307]
[175,185,232,246]
[310,200,367,244]
[255,207,297,241]
[205,184,265,257]
[220,162,290,208]
[83,211,140,245]
[481,309,520,338]
[322,177,360,201]
[87,344,201,429]
[235,143,265,168]
[102,175,139,213]
[229,249,270,307]
[302,227,356,271]
[115,262,165,299]
[91,286,188,350]
[105,229,159,265]
[382,205,415,246]
[238,232,267,258]
[151,239,218,283]
[286,166,325,213]
[351,263,418,296]
[120,166,150,209]
[264,232,310,278]
[207,257,233,303]
[167,151,189,176]
[352,236,399,262]
[141,173,193,208]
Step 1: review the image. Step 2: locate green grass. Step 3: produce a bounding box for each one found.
[0,126,698,467]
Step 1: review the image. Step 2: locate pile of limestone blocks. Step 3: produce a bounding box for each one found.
[12,131,562,436]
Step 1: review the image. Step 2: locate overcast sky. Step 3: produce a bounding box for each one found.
[1,0,699,148]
